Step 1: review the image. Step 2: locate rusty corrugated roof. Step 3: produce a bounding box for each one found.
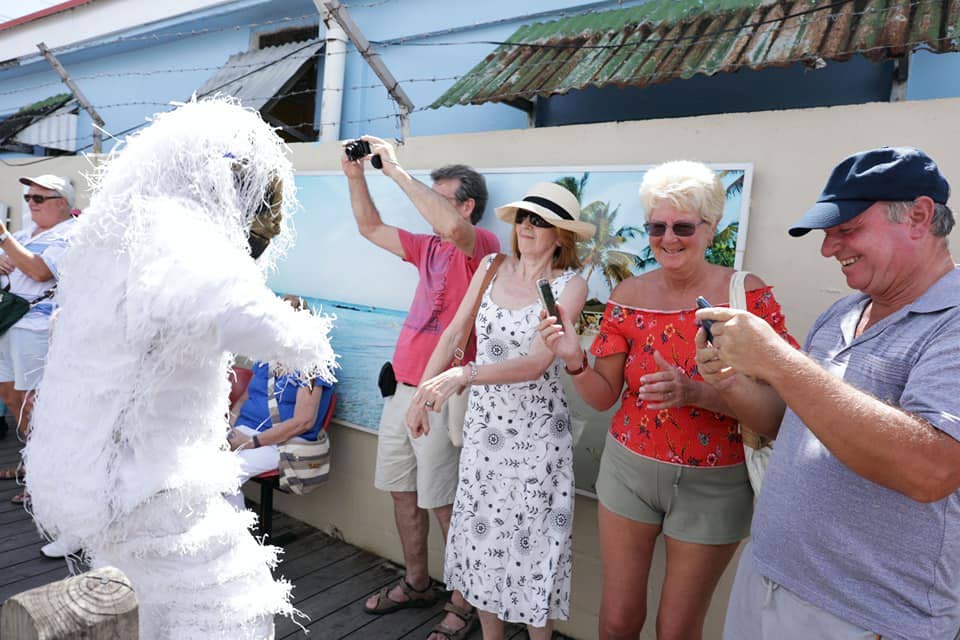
[196,39,323,111]
[431,0,960,109]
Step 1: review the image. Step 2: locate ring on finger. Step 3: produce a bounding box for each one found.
[424,400,435,408]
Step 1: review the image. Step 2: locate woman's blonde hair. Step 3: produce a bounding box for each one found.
[511,224,582,270]
[639,161,725,226]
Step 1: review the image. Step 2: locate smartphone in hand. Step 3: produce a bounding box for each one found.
[695,296,715,343]
[537,278,559,319]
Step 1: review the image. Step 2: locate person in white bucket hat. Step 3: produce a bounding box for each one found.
[0,173,78,534]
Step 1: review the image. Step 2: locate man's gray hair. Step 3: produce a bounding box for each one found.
[886,200,955,237]
[431,164,487,224]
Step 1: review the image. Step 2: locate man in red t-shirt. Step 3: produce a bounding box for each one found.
[343,136,499,638]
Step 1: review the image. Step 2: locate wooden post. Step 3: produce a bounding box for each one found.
[316,0,415,141]
[36,42,106,154]
[0,566,138,639]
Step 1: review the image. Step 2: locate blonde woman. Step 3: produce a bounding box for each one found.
[540,162,797,640]
[408,183,594,640]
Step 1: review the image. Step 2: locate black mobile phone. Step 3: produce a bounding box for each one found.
[536,278,559,319]
[695,296,715,343]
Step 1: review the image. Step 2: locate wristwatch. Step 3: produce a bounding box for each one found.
[0,231,10,245]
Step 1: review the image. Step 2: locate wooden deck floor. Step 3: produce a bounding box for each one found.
[0,431,570,639]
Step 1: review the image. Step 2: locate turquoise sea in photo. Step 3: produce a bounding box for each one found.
[302,297,405,430]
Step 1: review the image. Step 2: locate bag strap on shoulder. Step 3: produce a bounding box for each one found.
[728,270,750,311]
[728,271,769,449]
[452,253,504,367]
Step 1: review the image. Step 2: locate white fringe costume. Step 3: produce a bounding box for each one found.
[24,99,336,640]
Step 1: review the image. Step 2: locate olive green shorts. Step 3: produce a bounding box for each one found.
[596,433,753,545]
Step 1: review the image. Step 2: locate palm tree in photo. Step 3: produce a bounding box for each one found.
[554,173,648,294]
[578,200,651,291]
[555,173,590,204]
[705,170,745,267]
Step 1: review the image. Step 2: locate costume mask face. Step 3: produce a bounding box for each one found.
[232,159,283,259]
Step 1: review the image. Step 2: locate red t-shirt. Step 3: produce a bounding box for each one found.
[590,287,799,467]
[393,227,501,385]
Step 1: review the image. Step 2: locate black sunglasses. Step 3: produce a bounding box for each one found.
[515,209,555,229]
[644,221,706,237]
[24,194,63,204]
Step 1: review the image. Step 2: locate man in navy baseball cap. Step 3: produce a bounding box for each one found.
[695,145,960,640]
[789,146,950,236]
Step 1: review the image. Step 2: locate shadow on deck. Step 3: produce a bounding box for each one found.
[0,433,570,639]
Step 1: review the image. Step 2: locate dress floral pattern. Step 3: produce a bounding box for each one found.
[590,286,798,467]
[444,266,576,627]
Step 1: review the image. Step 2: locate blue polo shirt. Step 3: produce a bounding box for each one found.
[235,362,334,441]
[751,267,960,640]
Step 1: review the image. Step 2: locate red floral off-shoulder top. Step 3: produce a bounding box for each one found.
[589,287,799,467]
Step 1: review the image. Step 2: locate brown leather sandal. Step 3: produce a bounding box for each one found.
[428,601,477,640]
[363,578,438,614]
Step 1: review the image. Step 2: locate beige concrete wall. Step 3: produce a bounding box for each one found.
[7,96,960,638]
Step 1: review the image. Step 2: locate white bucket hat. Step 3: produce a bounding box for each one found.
[19,174,75,207]
[495,182,596,240]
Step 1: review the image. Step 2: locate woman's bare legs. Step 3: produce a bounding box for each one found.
[477,609,504,640]
[597,503,660,640]
[527,619,554,640]
[655,536,740,640]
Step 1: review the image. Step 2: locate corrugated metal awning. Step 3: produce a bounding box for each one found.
[12,100,78,151]
[196,39,324,111]
[431,0,960,109]
[0,92,75,150]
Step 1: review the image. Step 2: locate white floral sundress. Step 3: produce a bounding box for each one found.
[443,265,576,627]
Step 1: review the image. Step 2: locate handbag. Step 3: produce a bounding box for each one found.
[446,253,505,447]
[264,371,331,495]
[0,278,55,336]
[277,434,330,495]
[377,361,397,398]
[729,271,772,495]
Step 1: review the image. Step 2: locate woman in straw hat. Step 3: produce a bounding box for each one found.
[407,182,594,639]
[539,161,797,640]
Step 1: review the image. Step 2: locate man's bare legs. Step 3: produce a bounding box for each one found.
[365,496,474,638]
[365,491,432,609]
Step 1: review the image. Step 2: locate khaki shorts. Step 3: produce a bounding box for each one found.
[596,433,753,544]
[724,543,897,640]
[374,383,460,509]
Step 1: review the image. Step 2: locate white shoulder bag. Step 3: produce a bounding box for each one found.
[729,271,772,495]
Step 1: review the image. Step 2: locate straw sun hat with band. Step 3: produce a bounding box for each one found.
[495,182,596,239]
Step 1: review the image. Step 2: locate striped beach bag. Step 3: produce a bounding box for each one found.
[266,372,332,495]
[278,434,330,495]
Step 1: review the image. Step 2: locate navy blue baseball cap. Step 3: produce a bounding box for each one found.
[789,147,950,237]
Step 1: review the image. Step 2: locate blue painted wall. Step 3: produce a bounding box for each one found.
[906,51,960,100]
[0,0,958,155]
[536,57,895,126]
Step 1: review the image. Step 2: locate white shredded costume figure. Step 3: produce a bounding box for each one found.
[23,99,336,640]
